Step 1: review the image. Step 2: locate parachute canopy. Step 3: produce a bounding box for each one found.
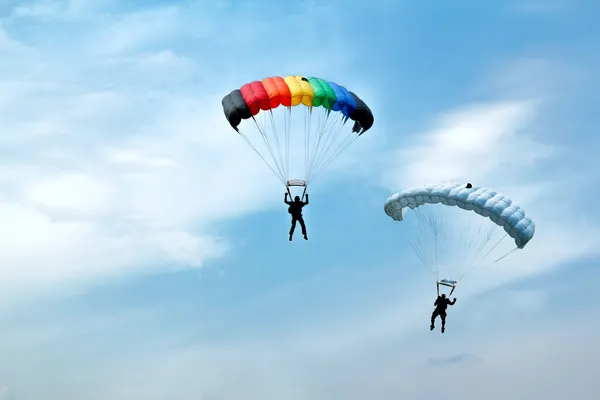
[384,182,535,248]
[384,182,536,290]
[222,75,374,189]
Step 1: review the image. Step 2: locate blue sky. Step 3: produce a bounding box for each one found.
[0,0,599,398]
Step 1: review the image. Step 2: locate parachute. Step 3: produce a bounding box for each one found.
[222,76,374,197]
[384,182,535,295]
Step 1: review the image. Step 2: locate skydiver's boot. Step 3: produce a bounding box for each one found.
[303,234,308,240]
[430,324,434,331]
[289,235,293,241]
[441,327,445,333]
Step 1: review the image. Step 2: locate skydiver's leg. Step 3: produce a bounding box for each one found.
[430,310,438,330]
[289,217,297,240]
[298,216,307,239]
[440,313,446,333]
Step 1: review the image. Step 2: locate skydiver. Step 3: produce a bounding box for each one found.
[284,193,308,241]
[430,293,456,333]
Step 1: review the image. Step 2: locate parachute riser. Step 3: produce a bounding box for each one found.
[286,180,308,202]
[436,280,457,297]
[286,187,307,202]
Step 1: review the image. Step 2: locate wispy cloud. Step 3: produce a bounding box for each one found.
[510,0,573,13]
[0,0,367,303]
[0,289,597,400]
[427,352,482,367]
[385,99,550,189]
[1,1,599,399]
[382,59,600,295]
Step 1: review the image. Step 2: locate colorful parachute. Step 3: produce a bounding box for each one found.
[222,76,374,193]
[384,182,535,294]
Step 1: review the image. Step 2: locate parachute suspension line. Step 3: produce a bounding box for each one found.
[408,208,441,280]
[434,214,441,280]
[305,108,330,183]
[284,107,292,182]
[407,238,438,279]
[410,208,434,273]
[303,107,308,181]
[460,218,473,250]
[475,224,498,256]
[467,223,483,250]
[407,233,438,279]
[410,203,518,286]
[238,129,286,186]
[457,232,508,283]
[305,107,323,183]
[493,247,518,263]
[309,130,360,184]
[477,232,509,265]
[455,223,498,278]
[470,225,501,264]
[307,113,348,183]
[306,109,335,184]
[263,112,285,181]
[409,206,511,286]
[253,116,285,182]
[312,106,325,140]
[314,114,349,168]
[426,208,445,275]
[309,108,338,180]
[425,208,449,282]
[250,116,286,184]
[303,106,312,183]
[267,110,287,182]
[413,207,441,278]
[317,124,360,172]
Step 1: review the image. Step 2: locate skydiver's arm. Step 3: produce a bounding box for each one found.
[449,298,456,305]
[303,194,309,205]
[284,193,291,205]
[434,298,439,306]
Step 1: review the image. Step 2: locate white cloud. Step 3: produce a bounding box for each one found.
[382,86,600,293]
[0,1,366,302]
[510,0,572,13]
[385,99,551,189]
[89,6,183,56]
[11,0,120,20]
[22,172,117,216]
[0,86,275,301]
[1,4,598,399]
[0,291,597,400]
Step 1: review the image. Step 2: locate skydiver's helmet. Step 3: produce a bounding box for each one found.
[441,294,446,298]
[466,183,472,189]
[294,196,301,202]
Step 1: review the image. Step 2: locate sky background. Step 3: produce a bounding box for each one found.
[1,0,599,399]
